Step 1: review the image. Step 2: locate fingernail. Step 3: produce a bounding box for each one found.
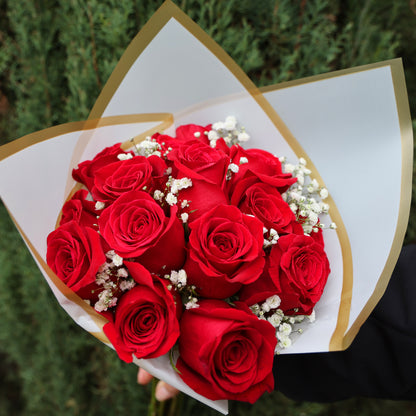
[156,385,171,401]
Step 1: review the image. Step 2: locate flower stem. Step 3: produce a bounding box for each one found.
[157,398,166,416]
[147,379,183,416]
[148,378,158,416]
[167,393,183,416]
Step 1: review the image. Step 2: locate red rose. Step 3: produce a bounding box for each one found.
[231,182,304,235]
[176,299,276,403]
[166,139,230,221]
[226,146,296,198]
[98,190,185,273]
[310,226,325,246]
[72,143,133,191]
[175,123,211,144]
[60,189,100,228]
[240,233,330,315]
[184,204,265,299]
[46,221,106,294]
[168,139,229,186]
[175,179,229,223]
[91,155,167,204]
[152,124,211,155]
[103,262,181,362]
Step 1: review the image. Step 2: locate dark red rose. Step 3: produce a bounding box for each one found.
[176,179,229,223]
[152,124,211,155]
[226,146,297,198]
[60,189,100,228]
[240,233,330,315]
[176,299,276,403]
[175,123,211,144]
[310,226,325,246]
[231,182,304,235]
[103,262,181,362]
[72,143,133,191]
[168,139,229,186]
[98,190,185,273]
[184,204,265,299]
[46,221,106,294]
[166,139,230,222]
[91,155,167,204]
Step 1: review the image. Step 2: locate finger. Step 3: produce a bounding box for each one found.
[155,381,180,401]
[137,368,154,385]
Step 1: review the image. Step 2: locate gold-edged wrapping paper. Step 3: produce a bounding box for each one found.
[0,1,413,413]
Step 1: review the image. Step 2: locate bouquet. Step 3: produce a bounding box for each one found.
[46,116,333,403]
[0,0,412,414]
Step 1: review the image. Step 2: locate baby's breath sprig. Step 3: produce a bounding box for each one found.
[133,136,162,157]
[164,269,199,310]
[250,295,316,353]
[93,250,135,313]
[208,115,250,148]
[164,176,193,207]
[117,152,134,161]
[263,227,279,249]
[282,157,336,235]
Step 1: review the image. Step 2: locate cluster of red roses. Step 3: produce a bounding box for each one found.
[46,122,330,403]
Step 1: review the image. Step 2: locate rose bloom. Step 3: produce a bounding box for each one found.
[231,182,304,235]
[167,139,230,222]
[91,155,168,204]
[175,123,212,144]
[176,299,276,403]
[152,123,212,154]
[98,190,185,274]
[184,204,265,299]
[226,146,297,197]
[46,220,106,295]
[59,189,100,228]
[103,262,181,362]
[240,233,330,315]
[167,139,229,186]
[72,143,132,191]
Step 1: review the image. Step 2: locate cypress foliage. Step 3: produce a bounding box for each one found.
[0,1,414,415]
[1,0,66,137]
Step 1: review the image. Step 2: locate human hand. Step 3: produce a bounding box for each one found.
[137,367,180,401]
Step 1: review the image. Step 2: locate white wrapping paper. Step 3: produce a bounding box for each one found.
[0,1,412,414]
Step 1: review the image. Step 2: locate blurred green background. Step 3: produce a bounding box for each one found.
[0,0,415,415]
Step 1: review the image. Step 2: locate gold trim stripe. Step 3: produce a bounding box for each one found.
[339,60,414,349]
[259,59,403,92]
[0,113,173,163]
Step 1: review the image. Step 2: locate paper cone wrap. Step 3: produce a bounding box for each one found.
[0,1,413,413]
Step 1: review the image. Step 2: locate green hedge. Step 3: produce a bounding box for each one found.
[0,1,415,415]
